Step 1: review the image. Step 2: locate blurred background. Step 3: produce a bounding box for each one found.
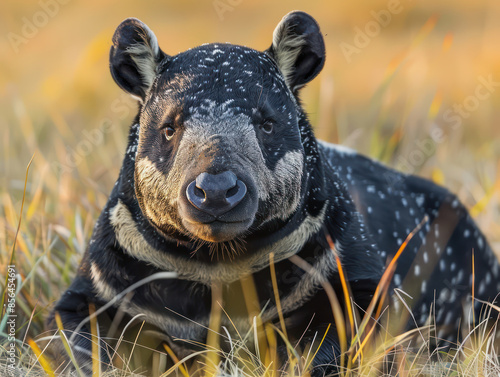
[0,0,499,332]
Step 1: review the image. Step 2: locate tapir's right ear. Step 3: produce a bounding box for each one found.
[266,11,325,93]
[110,18,167,101]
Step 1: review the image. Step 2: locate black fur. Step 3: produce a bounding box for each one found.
[49,11,499,376]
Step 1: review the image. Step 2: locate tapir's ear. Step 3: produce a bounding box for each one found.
[266,11,325,93]
[110,18,167,101]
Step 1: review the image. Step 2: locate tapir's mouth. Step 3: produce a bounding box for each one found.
[182,217,254,243]
[184,218,250,225]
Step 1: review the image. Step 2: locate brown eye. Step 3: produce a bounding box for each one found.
[260,121,274,135]
[164,126,175,141]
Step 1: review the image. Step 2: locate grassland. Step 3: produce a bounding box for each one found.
[0,0,499,375]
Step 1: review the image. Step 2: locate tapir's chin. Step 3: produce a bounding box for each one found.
[182,218,253,242]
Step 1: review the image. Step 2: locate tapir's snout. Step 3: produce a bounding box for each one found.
[178,168,258,242]
[186,171,247,218]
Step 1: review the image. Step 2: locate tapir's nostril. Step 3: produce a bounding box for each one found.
[186,171,247,217]
[193,185,205,199]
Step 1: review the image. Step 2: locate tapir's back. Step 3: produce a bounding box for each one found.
[319,140,500,335]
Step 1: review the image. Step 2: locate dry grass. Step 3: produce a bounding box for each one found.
[1,0,499,375]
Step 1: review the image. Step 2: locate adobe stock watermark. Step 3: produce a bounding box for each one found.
[5,265,17,376]
[339,0,404,63]
[7,0,72,54]
[385,74,499,186]
[51,94,136,175]
[213,0,242,21]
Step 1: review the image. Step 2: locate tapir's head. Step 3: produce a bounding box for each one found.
[110,11,325,244]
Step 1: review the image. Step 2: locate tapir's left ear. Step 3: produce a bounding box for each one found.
[266,11,326,93]
[110,18,168,101]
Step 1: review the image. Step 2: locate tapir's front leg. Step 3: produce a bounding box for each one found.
[47,274,113,375]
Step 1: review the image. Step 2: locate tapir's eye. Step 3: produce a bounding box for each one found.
[260,120,274,135]
[164,126,176,141]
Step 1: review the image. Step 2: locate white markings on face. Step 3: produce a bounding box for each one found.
[262,150,304,220]
[135,157,180,228]
[137,99,304,232]
[183,102,302,211]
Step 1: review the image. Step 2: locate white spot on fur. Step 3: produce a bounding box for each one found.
[415,195,425,207]
[318,140,357,157]
[421,281,427,294]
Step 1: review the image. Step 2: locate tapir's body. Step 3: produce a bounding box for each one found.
[49,12,499,376]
